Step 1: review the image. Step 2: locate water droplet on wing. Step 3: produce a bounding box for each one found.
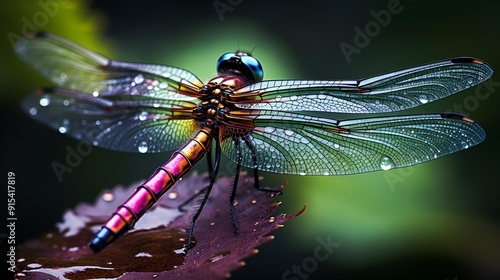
[419,95,429,104]
[39,95,50,107]
[134,74,145,84]
[58,119,69,134]
[139,111,149,121]
[380,156,394,170]
[138,141,148,153]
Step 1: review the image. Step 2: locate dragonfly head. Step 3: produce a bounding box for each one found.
[216,51,263,83]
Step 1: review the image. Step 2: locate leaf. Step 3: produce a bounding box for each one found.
[15,172,305,279]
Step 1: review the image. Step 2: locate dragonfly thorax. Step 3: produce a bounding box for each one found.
[194,77,241,128]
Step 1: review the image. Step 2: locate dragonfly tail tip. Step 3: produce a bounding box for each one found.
[89,227,115,253]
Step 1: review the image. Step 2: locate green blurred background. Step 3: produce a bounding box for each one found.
[1,0,499,279]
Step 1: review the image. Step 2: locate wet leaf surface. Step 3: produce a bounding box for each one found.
[16,172,305,279]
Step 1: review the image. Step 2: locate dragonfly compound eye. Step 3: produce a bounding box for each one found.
[216,51,264,83]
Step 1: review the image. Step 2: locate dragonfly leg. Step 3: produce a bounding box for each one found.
[178,148,213,212]
[229,164,241,234]
[178,186,208,212]
[244,132,282,195]
[228,137,244,233]
[185,138,221,249]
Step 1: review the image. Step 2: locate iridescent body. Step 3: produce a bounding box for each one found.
[15,33,493,252]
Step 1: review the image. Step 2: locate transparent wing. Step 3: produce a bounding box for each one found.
[220,112,485,175]
[231,58,493,113]
[23,88,200,153]
[14,32,203,100]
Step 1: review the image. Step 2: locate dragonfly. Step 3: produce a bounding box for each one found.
[15,32,492,253]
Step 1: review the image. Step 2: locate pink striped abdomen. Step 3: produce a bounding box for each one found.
[90,128,213,252]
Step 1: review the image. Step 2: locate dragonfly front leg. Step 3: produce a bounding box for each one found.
[185,138,221,249]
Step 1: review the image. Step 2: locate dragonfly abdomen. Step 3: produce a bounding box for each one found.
[90,128,213,252]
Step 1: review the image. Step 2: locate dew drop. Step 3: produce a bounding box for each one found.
[29,107,37,116]
[138,141,148,153]
[298,169,306,176]
[419,94,429,104]
[101,191,114,202]
[58,119,69,134]
[134,74,145,84]
[68,246,79,252]
[380,156,394,170]
[39,95,50,107]
[251,199,257,204]
[168,192,178,200]
[63,99,70,106]
[92,90,100,97]
[268,216,276,223]
[139,111,149,121]
[323,170,330,176]
[333,143,340,149]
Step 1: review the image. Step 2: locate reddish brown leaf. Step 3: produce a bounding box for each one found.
[15,172,305,279]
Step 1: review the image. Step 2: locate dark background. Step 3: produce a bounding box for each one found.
[1,0,500,279]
